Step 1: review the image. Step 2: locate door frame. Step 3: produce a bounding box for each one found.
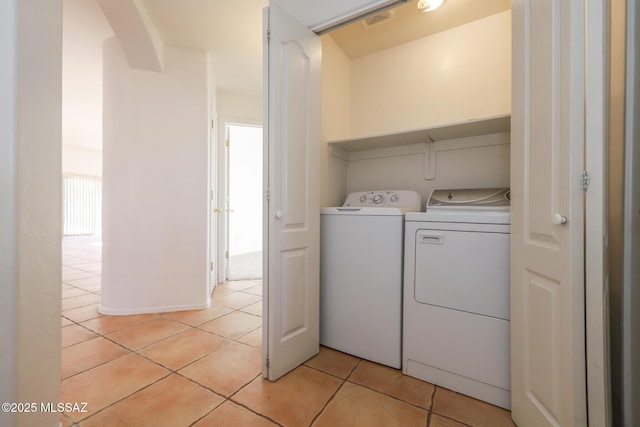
[217,116,263,284]
[584,0,612,424]
[208,99,218,296]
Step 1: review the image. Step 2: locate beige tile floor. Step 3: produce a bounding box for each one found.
[61,236,515,427]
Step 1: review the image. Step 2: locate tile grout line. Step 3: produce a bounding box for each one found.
[428,387,476,427]
[74,328,280,422]
[306,357,363,426]
[223,373,286,427]
[60,283,176,424]
[71,370,175,426]
[175,301,279,427]
[180,293,271,426]
[62,294,261,365]
[425,386,437,427]
[305,357,434,416]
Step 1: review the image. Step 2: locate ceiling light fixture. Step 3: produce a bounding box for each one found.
[417,0,444,13]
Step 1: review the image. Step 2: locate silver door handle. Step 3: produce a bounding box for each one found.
[275,211,284,219]
[552,213,567,225]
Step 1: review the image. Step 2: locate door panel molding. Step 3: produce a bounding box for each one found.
[263,4,321,381]
[511,0,587,425]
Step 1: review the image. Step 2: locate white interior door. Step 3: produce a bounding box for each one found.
[510,0,587,425]
[262,4,321,381]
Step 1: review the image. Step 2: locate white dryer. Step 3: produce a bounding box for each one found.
[320,190,421,368]
[403,188,511,409]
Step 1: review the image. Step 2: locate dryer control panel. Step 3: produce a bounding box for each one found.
[343,190,421,212]
[427,188,510,211]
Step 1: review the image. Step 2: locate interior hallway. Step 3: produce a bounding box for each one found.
[60,236,514,426]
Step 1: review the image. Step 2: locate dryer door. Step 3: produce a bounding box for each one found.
[413,228,510,320]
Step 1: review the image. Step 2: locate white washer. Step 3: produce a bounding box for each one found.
[403,188,511,409]
[320,190,421,368]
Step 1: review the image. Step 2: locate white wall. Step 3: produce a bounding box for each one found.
[217,91,262,121]
[101,39,211,314]
[349,11,511,137]
[0,2,18,421]
[324,11,512,204]
[321,35,351,207]
[62,145,103,177]
[1,1,62,426]
[62,0,113,177]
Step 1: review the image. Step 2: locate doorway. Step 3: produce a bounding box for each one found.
[221,122,263,281]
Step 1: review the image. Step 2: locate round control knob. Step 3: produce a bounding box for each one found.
[390,194,399,203]
[359,195,368,202]
[373,194,384,204]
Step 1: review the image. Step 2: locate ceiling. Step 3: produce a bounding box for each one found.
[141,0,268,96]
[330,0,511,59]
[138,0,510,95]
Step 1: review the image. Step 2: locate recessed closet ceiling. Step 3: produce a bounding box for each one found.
[329,0,511,59]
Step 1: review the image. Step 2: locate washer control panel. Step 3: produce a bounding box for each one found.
[343,190,422,211]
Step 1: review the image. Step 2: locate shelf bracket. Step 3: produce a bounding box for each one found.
[423,135,436,180]
[328,144,348,161]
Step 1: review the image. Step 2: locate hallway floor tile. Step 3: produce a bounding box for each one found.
[60,236,514,426]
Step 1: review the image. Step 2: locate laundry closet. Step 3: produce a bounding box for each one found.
[319,4,512,206]
[317,1,513,409]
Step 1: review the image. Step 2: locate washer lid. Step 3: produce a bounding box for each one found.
[427,188,510,211]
